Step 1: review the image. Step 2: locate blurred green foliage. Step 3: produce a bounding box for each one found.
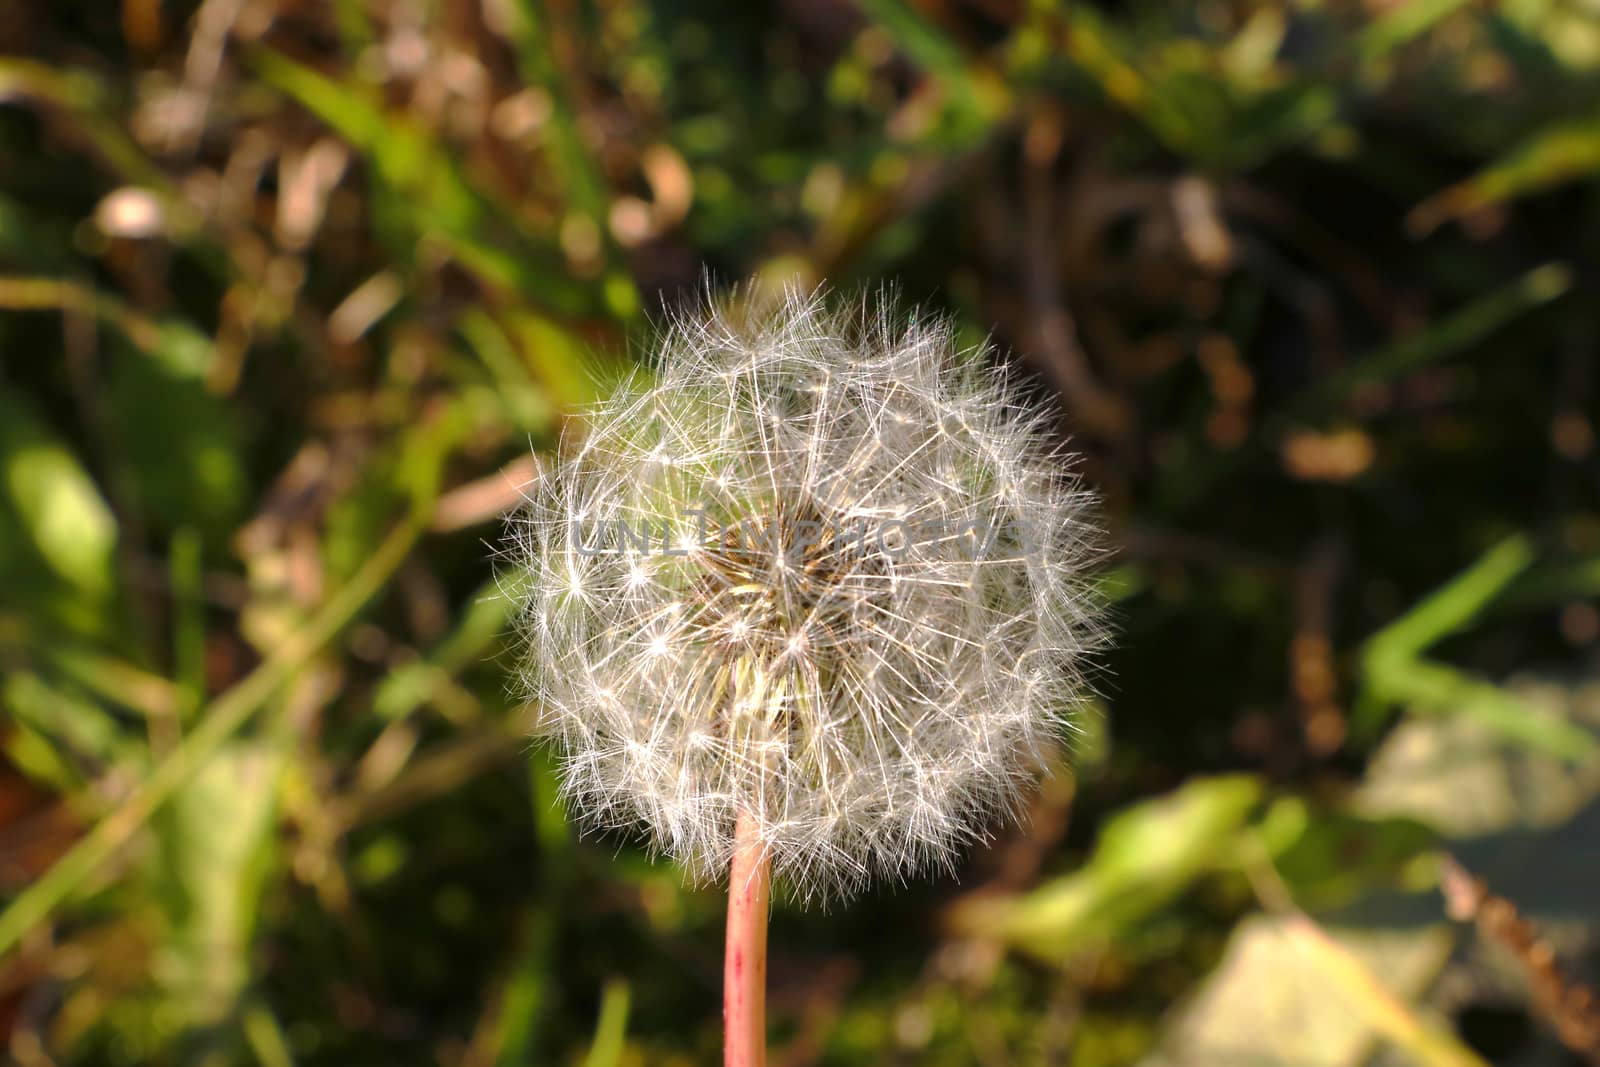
[2,0,1600,1064]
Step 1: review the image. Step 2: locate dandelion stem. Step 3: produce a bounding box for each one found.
[724,807,770,1067]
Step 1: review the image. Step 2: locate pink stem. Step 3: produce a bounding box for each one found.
[724,808,770,1067]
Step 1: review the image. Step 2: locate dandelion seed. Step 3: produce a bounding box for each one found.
[507,282,1108,1063]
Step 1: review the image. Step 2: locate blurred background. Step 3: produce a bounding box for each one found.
[3,1,1600,1064]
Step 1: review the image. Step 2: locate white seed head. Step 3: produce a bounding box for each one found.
[509,286,1106,903]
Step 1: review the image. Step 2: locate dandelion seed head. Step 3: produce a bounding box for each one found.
[509,285,1107,903]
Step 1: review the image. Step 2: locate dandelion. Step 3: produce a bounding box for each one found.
[509,284,1106,1064]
